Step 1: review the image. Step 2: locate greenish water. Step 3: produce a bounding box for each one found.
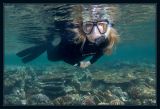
[3,4,156,106]
[4,19,156,67]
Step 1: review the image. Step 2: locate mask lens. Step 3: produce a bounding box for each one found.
[82,22,93,34]
[97,22,108,34]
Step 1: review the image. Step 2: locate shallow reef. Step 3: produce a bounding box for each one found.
[4,62,156,106]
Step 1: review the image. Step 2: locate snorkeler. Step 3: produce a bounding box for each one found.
[16,5,119,68]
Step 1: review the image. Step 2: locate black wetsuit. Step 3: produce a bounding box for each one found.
[16,20,109,65]
[47,37,109,66]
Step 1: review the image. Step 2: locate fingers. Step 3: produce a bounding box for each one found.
[80,61,91,68]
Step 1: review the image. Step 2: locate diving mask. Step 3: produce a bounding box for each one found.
[82,20,112,46]
[82,20,110,35]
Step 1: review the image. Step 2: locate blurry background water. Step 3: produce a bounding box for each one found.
[4,4,156,69]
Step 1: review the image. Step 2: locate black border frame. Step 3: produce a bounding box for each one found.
[1,0,159,109]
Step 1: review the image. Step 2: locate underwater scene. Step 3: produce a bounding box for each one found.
[4,4,156,106]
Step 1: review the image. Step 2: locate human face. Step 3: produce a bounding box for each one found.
[82,20,109,42]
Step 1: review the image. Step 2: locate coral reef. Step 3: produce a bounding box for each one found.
[109,86,129,102]
[127,85,156,99]
[52,94,82,105]
[28,93,51,105]
[91,70,136,84]
[81,95,96,105]
[109,99,125,105]
[4,94,22,105]
[4,62,156,106]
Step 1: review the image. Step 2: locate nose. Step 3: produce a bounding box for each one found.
[91,26,101,36]
[86,25,102,42]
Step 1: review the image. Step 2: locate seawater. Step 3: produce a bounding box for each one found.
[3,4,156,106]
[4,20,156,68]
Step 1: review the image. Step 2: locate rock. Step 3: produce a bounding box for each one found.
[42,89,66,99]
[142,99,156,105]
[109,99,125,105]
[145,77,156,87]
[98,102,109,105]
[12,88,26,99]
[81,95,96,105]
[36,73,73,99]
[91,71,136,84]
[28,93,51,105]
[70,79,81,91]
[52,94,81,105]
[93,90,119,104]
[127,85,156,99]
[64,86,77,94]
[53,95,72,105]
[4,94,22,105]
[126,99,142,105]
[80,69,92,81]
[79,81,92,93]
[109,86,129,102]
[21,99,27,105]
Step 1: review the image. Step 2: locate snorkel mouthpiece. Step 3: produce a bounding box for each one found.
[95,36,106,46]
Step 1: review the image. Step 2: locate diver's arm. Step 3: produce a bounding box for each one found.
[89,52,103,64]
[75,52,103,68]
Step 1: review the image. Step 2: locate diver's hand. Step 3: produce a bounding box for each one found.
[80,61,91,68]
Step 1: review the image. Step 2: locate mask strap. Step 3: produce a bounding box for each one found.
[80,38,86,53]
[104,24,112,39]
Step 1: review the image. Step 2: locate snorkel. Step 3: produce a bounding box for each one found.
[80,5,114,50]
[82,5,113,47]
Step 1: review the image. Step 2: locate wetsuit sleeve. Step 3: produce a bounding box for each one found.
[90,52,103,64]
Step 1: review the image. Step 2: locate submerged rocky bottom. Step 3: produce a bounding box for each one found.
[4,61,156,106]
